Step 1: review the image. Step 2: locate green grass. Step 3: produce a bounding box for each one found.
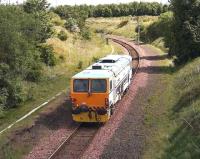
[143,57,200,159]
[151,37,169,53]
[87,16,157,39]
[0,74,70,130]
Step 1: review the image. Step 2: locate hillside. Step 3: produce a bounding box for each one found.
[143,56,200,159]
[87,16,157,39]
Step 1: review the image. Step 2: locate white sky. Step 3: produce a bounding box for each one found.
[1,0,169,6]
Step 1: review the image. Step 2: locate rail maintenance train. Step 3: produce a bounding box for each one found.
[70,54,132,122]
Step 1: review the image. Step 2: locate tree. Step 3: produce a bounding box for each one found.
[171,0,200,64]
[0,6,42,108]
[23,0,53,43]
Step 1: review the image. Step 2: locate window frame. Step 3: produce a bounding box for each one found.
[73,79,89,93]
[91,79,107,93]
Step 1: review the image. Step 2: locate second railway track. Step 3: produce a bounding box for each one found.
[47,37,140,159]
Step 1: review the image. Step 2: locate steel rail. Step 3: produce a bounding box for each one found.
[47,37,140,159]
[48,124,81,159]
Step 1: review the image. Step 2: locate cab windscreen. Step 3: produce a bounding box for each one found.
[91,79,107,93]
[73,79,89,92]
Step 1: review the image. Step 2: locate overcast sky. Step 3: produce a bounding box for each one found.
[1,0,169,6]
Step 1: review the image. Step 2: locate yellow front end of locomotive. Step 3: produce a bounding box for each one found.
[70,78,110,123]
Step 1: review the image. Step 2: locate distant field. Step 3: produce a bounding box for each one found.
[87,16,158,39]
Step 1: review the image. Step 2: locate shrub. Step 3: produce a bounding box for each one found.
[59,55,65,61]
[117,20,129,28]
[65,17,78,31]
[77,61,83,69]
[0,88,8,109]
[95,29,105,34]
[92,57,99,62]
[135,23,145,33]
[81,28,91,40]
[58,30,68,41]
[26,68,42,82]
[39,44,56,66]
[141,12,173,49]
[0,80,26,109]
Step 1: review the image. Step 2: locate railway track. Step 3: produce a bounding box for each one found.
[48,123,100,159]
[110,37,140,76]
[47,37,140,159]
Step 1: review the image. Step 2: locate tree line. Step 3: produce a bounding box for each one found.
[52,2,169,19]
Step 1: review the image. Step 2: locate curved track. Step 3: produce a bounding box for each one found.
[48,37,140,159]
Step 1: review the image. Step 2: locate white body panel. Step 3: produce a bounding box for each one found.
[72,54,133,114]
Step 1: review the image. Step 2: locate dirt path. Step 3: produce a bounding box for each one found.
[81,38,167,159]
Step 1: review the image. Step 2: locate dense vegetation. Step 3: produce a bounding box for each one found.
[170,0,200,64]
[143,0,200,64]
[0,0,53,109]
[53,2,168,19]
[140,11,173,52]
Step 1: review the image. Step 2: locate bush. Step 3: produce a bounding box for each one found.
[65,18,78,31]
[59,55,65,61]
[77,61,83,69]
[0,88,8,109]
[92,57,99,62]
[171,0,200,64]
[95,29,105,34]
[141,12,173,49]
[117,20,129,28]
[39,44,56,66]
[6,80,26,108]
[0,79,26,109]
[58,30,68,41]
[135,23,145,33]
[26,68,41,82]
[81,28,91,40]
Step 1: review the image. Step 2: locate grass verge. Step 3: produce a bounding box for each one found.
[143,57,200,159]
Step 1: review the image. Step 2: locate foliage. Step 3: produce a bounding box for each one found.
[53,2,168,18]
[77,61,83,69]
[135,23,145,33]
[52,5,89,30]
[39,44,56,66]
[141,11,173,52]
[90,2,168,17]
[65,17,79,32]
[170,0,200,64]
[0,6,43,108]
[58,30,68,41]
[23,0,49,13]
[0,2,53,109]
[80,28,91,40]
[23,0,53,43]
[117,20,129,28]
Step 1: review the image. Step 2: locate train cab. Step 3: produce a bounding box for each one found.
[70,55,132,122]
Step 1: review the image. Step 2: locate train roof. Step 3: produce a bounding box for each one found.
[72,69,113,79]
[72,54,132,79]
